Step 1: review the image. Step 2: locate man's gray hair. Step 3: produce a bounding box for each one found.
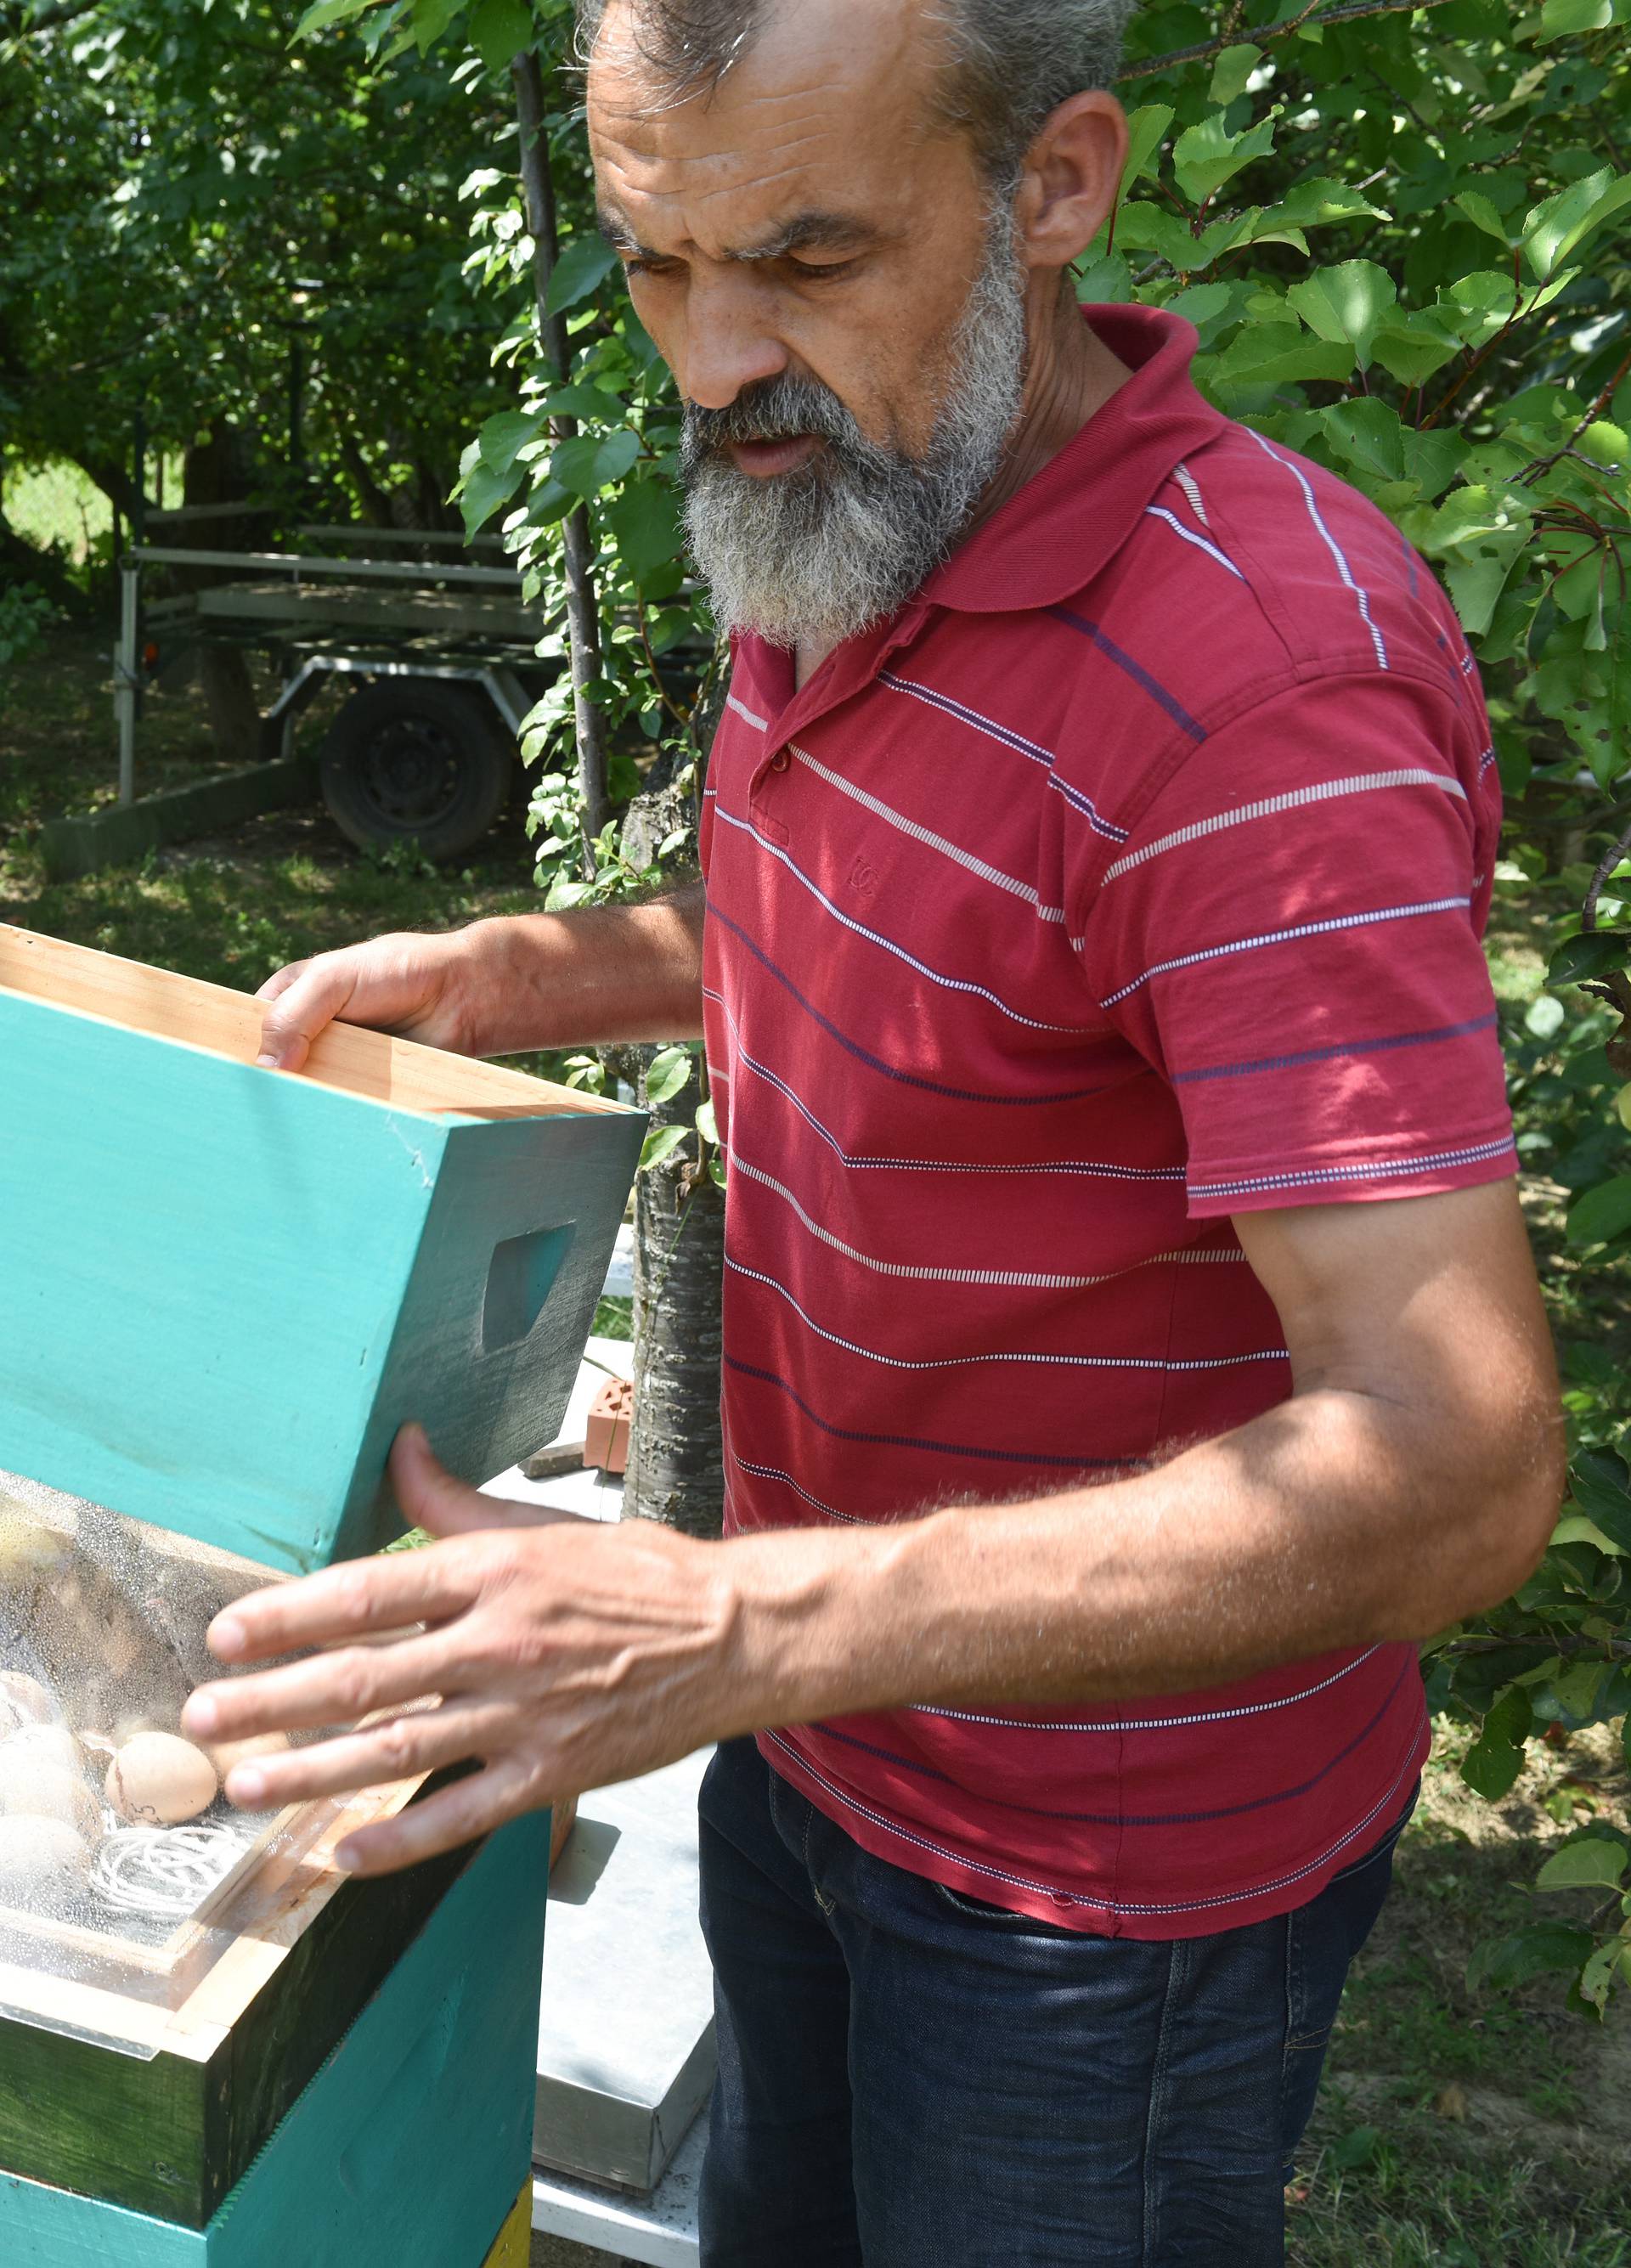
[576,0,1134,183]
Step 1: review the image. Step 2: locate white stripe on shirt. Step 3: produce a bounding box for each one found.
[1099,896,1471,1009]
[1099,769,1468,886]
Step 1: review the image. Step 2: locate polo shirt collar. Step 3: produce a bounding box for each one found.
[923,304,1226,615]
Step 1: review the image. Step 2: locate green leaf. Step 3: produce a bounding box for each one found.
[640,1123,691,1171]
[550,427,641,497]
[1577,1941,1618,2016]
[295,0,383,31]
[1369,318,1463,388]
[466,0,533,69]
[1461,1684,1532,1799]
[1171,110,1278,206]
[1202,324,1354,394]
[1550,1512,1624,1557]
[1120,104,1174,187]
[1523,167,1631,282]
[1469,1921,1594,1990]
[409,0,464,52]
[1285,260,1397,370]
[1327,2126,1379,2171]
[1453,189,1515,248]
[1567,1450,1631,1552]
[1566,1174,1631,1246]
[477,406,545,475]
[545,233,621,316]
[1540,0,1612,34]
[1546,929,1631,990]
[1209,43,1262,105]
[604,476,683,583]
[1257,179,1390,232]
[695,1097,720,1147]
[644,1046,693,1106]
[455,448,525,537]
[1537,1836,1628,1890]
[1443,546,1524,639]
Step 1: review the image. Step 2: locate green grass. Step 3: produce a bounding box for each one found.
[5,623,1631,2262]
[1287,1723,1631,2265]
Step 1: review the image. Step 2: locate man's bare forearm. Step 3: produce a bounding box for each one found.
[464,881,707,1056]
[717,1381,1563,1739]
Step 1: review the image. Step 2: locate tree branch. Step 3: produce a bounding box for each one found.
[1120,0,1461,85]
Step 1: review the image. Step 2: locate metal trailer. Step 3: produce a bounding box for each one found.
[110,511,564,862]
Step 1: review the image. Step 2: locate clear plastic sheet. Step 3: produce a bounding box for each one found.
[0,1465,346,2058]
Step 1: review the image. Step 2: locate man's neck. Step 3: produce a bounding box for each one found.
[794,294,1131,690]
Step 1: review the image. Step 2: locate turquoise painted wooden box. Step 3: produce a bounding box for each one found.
[0,1806,552,2267]
[0,923,646,1572]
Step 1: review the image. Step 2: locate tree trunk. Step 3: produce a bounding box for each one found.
[0,506,88,615]
[180,425,263,764]
[624,1056,725,1540]
[621,759,725,1538]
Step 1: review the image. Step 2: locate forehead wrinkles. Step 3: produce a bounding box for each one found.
[588,8,942,236]
[594,102,849,228]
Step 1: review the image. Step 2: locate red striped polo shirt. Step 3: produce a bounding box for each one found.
[697,304,1512,1939]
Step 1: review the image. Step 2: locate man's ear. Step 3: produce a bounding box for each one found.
[1014,93,1128,274]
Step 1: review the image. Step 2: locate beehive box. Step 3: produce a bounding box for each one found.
[0,1804,552,2265]
[0,923,646,1572]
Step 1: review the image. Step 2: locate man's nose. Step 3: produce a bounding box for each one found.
[679,273,791,409]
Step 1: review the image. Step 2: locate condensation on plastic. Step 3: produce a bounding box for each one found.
[0,1466,346,2060]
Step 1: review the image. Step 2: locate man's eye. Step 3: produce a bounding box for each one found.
[787,257,859,282]
[625,255,680,280]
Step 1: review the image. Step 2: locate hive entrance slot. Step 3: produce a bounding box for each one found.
[482,1224,575,1352]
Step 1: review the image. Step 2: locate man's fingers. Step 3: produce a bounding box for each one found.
[183,1633,454,1745]
[222,1704,503,1811]
[253,957,358,1071]
[391,1424,580,1537]
[333,1759,541,1876]
[198,1539,485,1666]
[255,959,308,1006]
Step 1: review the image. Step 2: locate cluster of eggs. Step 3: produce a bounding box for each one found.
[0,1669,285,1911]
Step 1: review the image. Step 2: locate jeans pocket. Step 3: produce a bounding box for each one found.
[929,1880,1083,1938]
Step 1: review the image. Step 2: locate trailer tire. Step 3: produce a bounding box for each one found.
[318,681,515,860]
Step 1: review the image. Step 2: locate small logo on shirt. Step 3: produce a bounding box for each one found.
[847,855,879,900]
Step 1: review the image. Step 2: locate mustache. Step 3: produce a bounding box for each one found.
[682,375,866,460]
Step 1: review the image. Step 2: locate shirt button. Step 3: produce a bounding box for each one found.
[768,749,789,773]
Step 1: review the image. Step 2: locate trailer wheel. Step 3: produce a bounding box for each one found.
[318,682,515,860]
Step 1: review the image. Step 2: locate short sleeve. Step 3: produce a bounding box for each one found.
[1081,672,1515,1217]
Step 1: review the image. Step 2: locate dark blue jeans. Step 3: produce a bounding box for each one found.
[697,1738,1410,2268]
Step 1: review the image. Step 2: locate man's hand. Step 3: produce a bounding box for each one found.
[254,888,708,1071]
[181,1426,752,1874]
[257,931,479,1071]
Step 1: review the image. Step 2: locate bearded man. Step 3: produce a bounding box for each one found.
[187,3,1565,2260]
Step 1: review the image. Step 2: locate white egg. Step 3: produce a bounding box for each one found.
[0,1754,101,1840]
[3,1724,84,1775]
[0,1673,58,1735]
[106,1733,219,1827]
[0,1817,89,1906]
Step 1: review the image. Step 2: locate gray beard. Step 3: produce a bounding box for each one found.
[680,213,1030,652]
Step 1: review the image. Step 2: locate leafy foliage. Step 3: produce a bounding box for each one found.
[286,0,1631,2009]
[2,0,514,536]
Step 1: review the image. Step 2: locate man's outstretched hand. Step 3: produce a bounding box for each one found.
[180,1425,752,1875]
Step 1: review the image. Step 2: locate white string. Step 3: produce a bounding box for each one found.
[92,1824,246,1918]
